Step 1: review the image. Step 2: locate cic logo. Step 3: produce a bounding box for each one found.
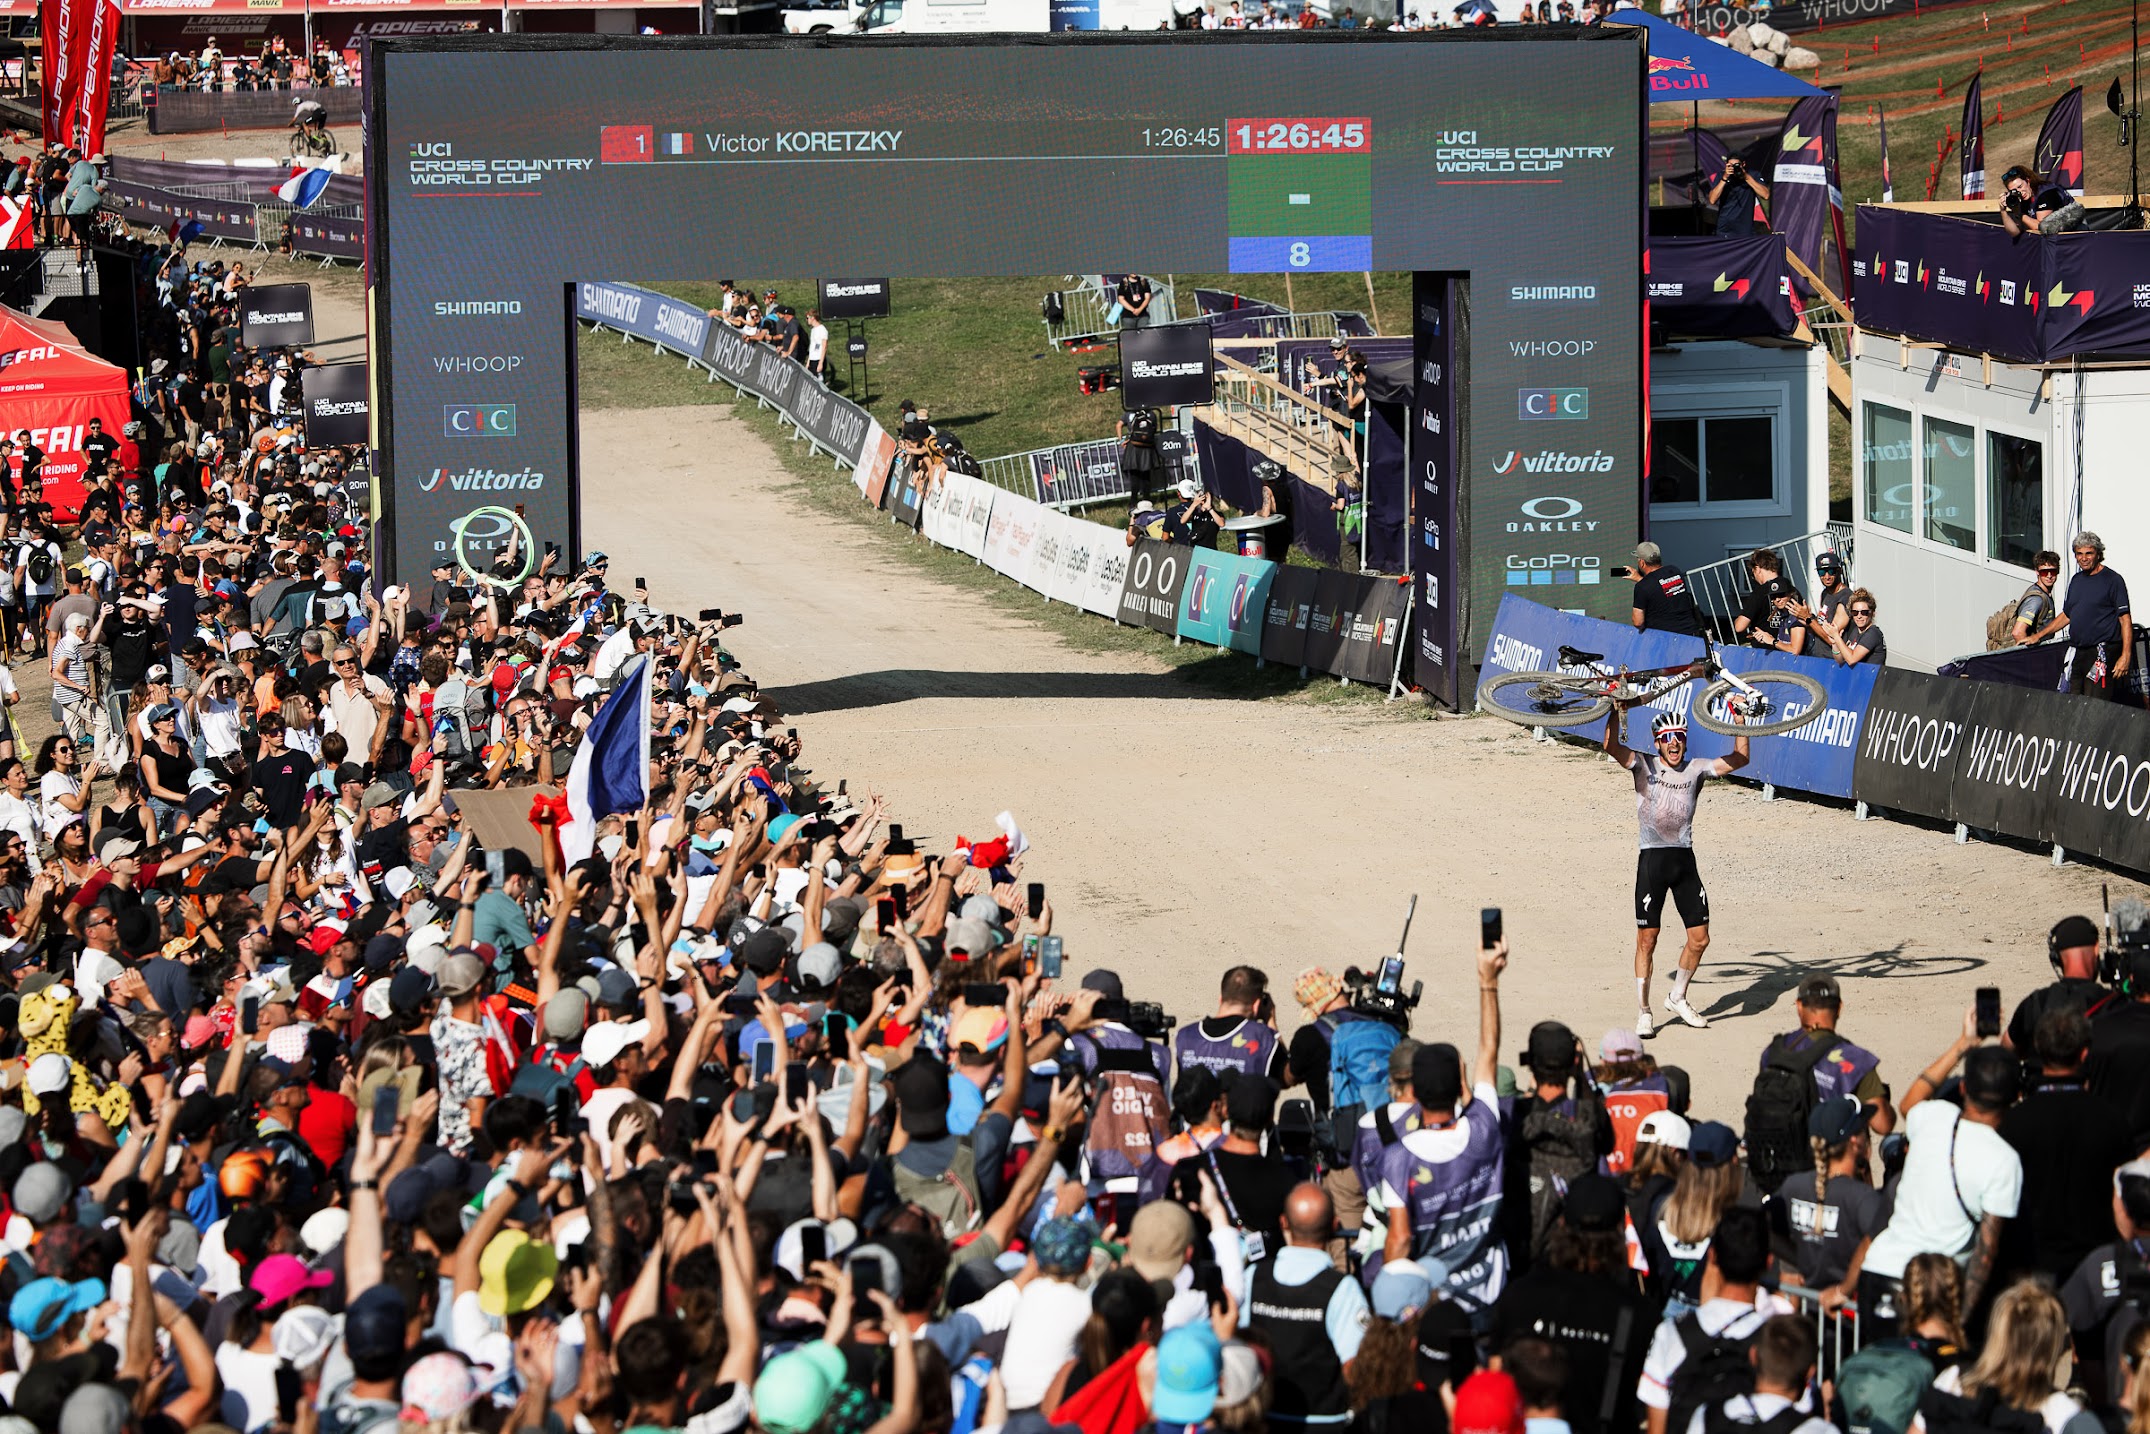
[1518,388,1589,421]
[444,403,517,437]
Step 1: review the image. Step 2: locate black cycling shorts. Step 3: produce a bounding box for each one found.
[1635,846,1709,930]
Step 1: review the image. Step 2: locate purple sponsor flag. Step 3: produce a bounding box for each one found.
[1772,95,1841,296]
[1961,72,1986,198]
[1878,106,1894,203]
[2036,86,2085,197]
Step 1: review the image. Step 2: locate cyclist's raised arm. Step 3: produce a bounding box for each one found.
[1714,731,1751,776]
[1603,702,1636,768]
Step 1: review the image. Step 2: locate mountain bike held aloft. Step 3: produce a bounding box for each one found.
[1478,641,1826,737]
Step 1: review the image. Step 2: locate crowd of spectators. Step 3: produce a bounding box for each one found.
[147,40,356,94]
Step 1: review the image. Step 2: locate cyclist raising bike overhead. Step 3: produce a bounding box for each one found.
[1604,706,1748,1037]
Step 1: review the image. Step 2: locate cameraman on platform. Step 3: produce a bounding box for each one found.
[1999,165,2078,236]
[1709,154,1771,236]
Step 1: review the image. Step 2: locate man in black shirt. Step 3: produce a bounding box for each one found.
[1626,542,1704,638]
[1707,155,1771,236]
[249,713,315,828]
[2000,1006,2133,1287]
[1115,272,1153,330]
[2008,914,2113,1053]
[80,418,119,471]
[1179,1073,1300,1260]
[1491,1174,1652,1434]
[2091,940,2150,1150]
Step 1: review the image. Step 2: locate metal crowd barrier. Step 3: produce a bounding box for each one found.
[1776,1282,1866,1369]
[1680,527,1854,645]
[1041,274,1180,350]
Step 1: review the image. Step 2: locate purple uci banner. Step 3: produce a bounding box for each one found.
[1850,207,2044,363]
[2039,229,2150,357]
[1648,235,1798,339]
[1411,273,1461,708]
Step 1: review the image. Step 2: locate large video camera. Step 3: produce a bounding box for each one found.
[1093,998,1177,1041]
[1341,895,1423,1030]
[2101,892,2150,987]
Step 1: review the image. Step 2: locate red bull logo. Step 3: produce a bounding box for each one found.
[1648,54,1709,90]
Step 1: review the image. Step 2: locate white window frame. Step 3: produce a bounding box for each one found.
[1981,421,2047,572]
[1856,391,2048,579]
[1648,381,1792,520]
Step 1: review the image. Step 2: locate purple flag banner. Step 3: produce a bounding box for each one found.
[1772,95,1840,298]
[1961,73,1986,198]
[1410,272,1461,709]
[2035,87,2085,197]
[1648,235,1799,339]
[1879,107,1894,203]
[2037,228,2150,357]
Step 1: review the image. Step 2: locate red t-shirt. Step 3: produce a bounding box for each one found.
[296,1084,356,1170]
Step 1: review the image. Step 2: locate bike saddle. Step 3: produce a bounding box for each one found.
[1557,645,1604,665]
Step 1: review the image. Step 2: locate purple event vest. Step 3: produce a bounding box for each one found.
[1765,1028,1882,1106]
[1376,1106,1508,1315]
[1174,1017,1280,1083]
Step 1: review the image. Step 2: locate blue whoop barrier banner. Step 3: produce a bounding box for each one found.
[1473,595,1707,745]
[1683,647,1876,800]
[1176,548,1278,656]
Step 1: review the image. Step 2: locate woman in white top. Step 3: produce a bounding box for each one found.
[281,691,335,761]
[1927,1282,2102,1434]
[0,758,41,873]
[34,733,92,841]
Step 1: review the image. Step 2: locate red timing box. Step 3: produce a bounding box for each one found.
[600,125,654,163]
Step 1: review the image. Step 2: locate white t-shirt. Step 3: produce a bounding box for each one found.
[217,1342,282,1433]
[1639,1299,1773,1410]
[999,1277,1095,1409]
[1862,1100,2022,1280]
[16,540,58,599]
[197,687,244,758]
[37,770,79,838]
[1687,1393,1837,1434]
[807,323,829,363]
[0,792,37,871]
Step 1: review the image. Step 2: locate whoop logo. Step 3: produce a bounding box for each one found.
[1518,388,1590,420]
[444,404,516,437]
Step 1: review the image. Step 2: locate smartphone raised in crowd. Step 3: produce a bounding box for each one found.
[1481,907,1503,950]
[1027,882,1045,920]
[1039,934,1064,981]
[876,897,897,934]
[964,982,1004,1009]
[372,1084,401,1138]
[485,848,505,889]
[751,1040,778,1085]
[241,995,260,1036]
[1976,986,2002,1039]
[891,884,910,920]
[553,1084,584,1138]
[799,1225,828,1268]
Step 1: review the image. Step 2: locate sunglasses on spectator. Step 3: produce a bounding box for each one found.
[1851,607,1874,616]
[2038,567,2060,575]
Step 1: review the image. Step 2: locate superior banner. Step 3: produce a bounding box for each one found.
[1175,548,1276,655]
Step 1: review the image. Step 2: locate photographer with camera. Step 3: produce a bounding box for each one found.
[1999,164,2080,236]
[1708,153,1771,237]
[2088,903,2150,1151]
[1176,965,1286,1085]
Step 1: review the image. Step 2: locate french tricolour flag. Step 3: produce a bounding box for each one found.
[276,164,334,209]
[662,132,692,156]
[560,653,651,864]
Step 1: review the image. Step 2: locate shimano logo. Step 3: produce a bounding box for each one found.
[1509,285,1598,302]
[252,310,306,325]
[1129,359,1206,378]
[433,301,523,316]
[1488,634,1545,670]
[312,400,366,416]
[580,286,642,322]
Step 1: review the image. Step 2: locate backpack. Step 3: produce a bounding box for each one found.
[1917,1385,2046,1434]
[1128,407,1158,440]
[1518,1090,1607,1259]
[892,1139,983,1239]
[1664,1313,1761,1434]
[1325,1013,1401,1152]
[1744,1033,1833,1195]
[509,1053,585,1104]
[24,544,52,587]
[1832,1344,1937,1434]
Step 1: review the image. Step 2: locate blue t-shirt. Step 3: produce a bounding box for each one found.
[2066,565,2132,646]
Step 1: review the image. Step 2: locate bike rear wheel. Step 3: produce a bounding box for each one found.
[1478,671,1614,728]
[1693,670,1828,737]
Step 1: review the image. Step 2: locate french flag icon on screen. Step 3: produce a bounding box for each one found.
[662,132,693,156]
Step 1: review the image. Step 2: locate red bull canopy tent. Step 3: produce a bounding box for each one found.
[1605,8,1829,102]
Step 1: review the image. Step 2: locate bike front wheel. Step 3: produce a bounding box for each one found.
[1478,671,1614,729]
[1693,670,1829,737]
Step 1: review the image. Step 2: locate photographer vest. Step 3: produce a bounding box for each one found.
[1174,1017,1278,1084]
[1076,1026,1169,1186]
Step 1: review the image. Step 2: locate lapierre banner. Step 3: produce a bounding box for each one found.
[1852,670,2150,872]
[1176,549,1276,655]
[240,284,316,348]
[304,362,370,448]
[1647,236,1800,340]
[44,0,121,156]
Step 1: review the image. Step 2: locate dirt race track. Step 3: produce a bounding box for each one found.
[582,403,2142,1120]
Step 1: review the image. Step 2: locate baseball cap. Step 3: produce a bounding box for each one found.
[477,1230,557,1316]
[1126,1199,1194,1285]
[250,1253,334,1311]
[436,952,485,998]
[1808,1095,1872,1145]
[2052,914,2101,951]
[1523,1021,1578,1076]
[1635,1109,1691,1151]
[400,1352,481,1424]
[1600,1028,1643,1062]
[795,942,842,990]
[544,990,588,1041]
[14,1161,72,1223]
[1561,1173,1626,1233]
[27,1051,71,1096]
[1815,550,1845,572]
[1081,969,1124,1002]
[1687,1120,1739,1169]
[1452,1370,1525,1434]
[9,1277,105,1341]
[1152,1325,1223,1425]
[1370,1258,1443,1321]
[1796,974,1843,1008]
[58,1382,131,1434]
[951,1005,1009,1056]
[582,1019,650,1070]
[753,1342,848,1434]
[1412,1042,1464,1110]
